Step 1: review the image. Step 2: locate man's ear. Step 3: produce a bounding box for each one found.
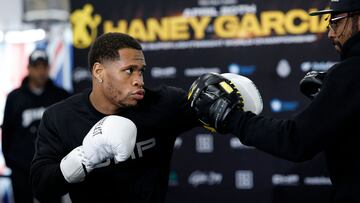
[93,62,104,81]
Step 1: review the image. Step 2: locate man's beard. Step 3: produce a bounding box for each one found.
[333,17,360,53]
[332,39,343,53]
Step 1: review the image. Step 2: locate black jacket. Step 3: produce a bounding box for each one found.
[1,77,69,171]
[30,86,199,203]
[228,32,360,203]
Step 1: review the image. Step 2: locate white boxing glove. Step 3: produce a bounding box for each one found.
[221,73,263,115]
[60,115,137,183]
[82,115,137,168]
[60,146,88,183]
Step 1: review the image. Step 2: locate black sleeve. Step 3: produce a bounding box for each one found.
[30,109,69,200]
[227,112,314,162]
[1,93,15,163]
[228,61,360,162]
[170,86,201,131]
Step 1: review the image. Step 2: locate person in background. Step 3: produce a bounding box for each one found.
[1,49,69,203]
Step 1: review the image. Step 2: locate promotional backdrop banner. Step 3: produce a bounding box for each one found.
[70,0,336,202]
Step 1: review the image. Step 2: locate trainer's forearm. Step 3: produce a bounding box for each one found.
[228,111,320,162]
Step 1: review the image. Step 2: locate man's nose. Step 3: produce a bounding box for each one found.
[132,73,144,87]
[328,29,335,39]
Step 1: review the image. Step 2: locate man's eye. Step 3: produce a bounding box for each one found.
[125,68,133,74]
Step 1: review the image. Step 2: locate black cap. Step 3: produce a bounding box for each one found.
[310,0,360,16]
[29,50,49,66]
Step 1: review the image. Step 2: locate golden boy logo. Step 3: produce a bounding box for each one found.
[71,4,102,49]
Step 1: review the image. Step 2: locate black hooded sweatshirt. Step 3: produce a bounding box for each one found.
[1,77,69,171]
[228,32,360,203]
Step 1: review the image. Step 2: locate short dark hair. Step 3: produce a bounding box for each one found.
[88,32,142,72]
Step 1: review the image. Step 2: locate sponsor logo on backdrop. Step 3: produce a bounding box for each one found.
[141,36,319,50]
[228,63,256,76]
[71,3,329,50]
[174,137,183,149]
[104,9,327,42]
[169,170,179,186]
[185,3,256,16]
[71,4,102,49]
[184,67,221,77]
[198,0,239,7]
[300,61,336,72]
[113,9,327,46]
[272,174,299,186]
[276,59,291,78]
[188,171,223,187]
[230,137,253,149]
[304,176,332,186]
[235,170,254,189]
[196,134,214,153]
[151,66,177,78]
[270,98,299,113]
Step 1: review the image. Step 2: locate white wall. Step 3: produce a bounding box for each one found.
[0,0,24,30]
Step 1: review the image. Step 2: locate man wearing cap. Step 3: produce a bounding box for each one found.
[188,0,360,202]
[310,0,360,53]
[1,50,69,203]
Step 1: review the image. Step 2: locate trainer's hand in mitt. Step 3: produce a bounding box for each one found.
[188,73,262,133]
[299,71,326,100]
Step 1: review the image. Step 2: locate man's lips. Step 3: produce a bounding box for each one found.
[131,89,145,100]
